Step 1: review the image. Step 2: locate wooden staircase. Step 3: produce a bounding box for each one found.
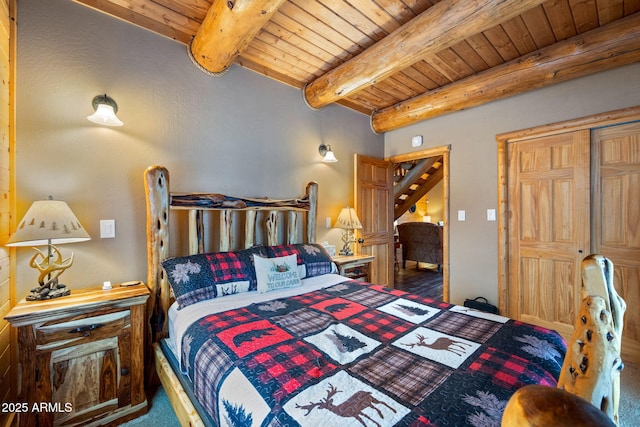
[393,156,443,220]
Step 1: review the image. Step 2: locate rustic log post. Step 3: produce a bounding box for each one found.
[287,211,298,244]
[502,385,616,427]
[188,209,204,255]
[145,166,170,337]
[266,211,279,246]
[144,165,170,386]
[245,210,257,248]
[220,210,233,251]
[306,182,318,243]
[502,255,625,426]
[557,255,625,425]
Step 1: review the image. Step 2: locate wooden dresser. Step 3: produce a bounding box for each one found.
[5,284,150,426]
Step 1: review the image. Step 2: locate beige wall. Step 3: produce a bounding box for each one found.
[13,0,383,299]
[385,62,640,306]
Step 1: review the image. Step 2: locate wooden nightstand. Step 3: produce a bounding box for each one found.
[332,254,375,282]
[5,284,150,427]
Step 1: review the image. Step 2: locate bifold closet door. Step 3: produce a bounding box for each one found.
[507,130,591,337]
[592,121,640,363]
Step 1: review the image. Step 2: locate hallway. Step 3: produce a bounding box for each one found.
[394,261,443,300]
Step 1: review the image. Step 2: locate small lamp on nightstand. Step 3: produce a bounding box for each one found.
[335,206,362,256]
[6,197,91,300]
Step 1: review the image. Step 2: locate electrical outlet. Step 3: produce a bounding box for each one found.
[100,220,116,238]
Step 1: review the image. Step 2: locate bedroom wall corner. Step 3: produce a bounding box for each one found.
[383,62,640,306]
[13,0,383,300]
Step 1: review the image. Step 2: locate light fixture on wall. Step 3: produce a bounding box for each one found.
[6,197,91,300]
[335,206,362,255]
[87,94,124,126]
[319,144,338,162]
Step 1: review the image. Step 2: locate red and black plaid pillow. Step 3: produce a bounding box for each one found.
[162,246,267,309]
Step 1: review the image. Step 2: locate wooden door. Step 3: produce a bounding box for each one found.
[507,130,590,337]
[354,154,394,286]
[593,122,640,362]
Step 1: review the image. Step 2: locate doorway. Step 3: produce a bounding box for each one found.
[388,145,450,301]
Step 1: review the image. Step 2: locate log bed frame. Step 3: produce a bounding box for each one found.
[144,165,318,426]
[143,165,624,426]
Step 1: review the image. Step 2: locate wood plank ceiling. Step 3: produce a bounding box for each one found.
[74,0,640,133]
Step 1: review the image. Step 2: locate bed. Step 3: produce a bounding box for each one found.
[144,165,567,427]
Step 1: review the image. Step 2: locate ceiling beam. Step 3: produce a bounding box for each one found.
[189,0,288,75]
[72,0,194,44]
[302,0,548,109]
[371,13,640,133]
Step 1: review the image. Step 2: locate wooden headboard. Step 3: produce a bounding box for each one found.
[144,165,318,342]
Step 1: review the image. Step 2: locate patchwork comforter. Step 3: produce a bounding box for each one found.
[179,280,566,426]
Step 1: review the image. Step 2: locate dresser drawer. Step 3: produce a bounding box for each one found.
[35,310,131,350]
[343,263,369,281]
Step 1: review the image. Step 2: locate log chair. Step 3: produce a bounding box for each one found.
[502,254,626,426]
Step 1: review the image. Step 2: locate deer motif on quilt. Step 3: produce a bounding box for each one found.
[295,384,396,427]
[403,334,471,356]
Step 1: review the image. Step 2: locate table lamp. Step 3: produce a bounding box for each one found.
[335,206,362,256]
[6,197,91,300]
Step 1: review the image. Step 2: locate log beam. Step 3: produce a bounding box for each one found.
[303,0,548,109]
[189,0,287,75]
[371,13,640,133]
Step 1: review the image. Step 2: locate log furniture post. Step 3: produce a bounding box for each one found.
[502,254,626,426]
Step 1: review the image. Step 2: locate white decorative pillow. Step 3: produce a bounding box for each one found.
[253,254,302,293]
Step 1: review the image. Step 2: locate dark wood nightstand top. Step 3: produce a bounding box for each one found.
[6,283,149,327]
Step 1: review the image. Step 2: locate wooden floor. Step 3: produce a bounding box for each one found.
[394,261,443,300]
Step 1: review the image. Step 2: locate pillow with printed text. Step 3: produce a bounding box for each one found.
[253,254,302,293]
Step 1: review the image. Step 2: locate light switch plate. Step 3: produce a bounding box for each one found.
[100,220,116,238]
[487,209,496,221]
[458,210,466,221]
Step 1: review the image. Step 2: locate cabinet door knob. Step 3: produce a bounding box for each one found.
[121,368,129,376]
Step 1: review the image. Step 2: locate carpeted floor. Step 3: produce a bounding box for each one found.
[618,361,640,426]
[120,386,179,426]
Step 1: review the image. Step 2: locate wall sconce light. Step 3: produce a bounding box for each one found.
[319,144,338,162]
[87,94,124,126]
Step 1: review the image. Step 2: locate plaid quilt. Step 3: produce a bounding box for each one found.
[180,281,565,426]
